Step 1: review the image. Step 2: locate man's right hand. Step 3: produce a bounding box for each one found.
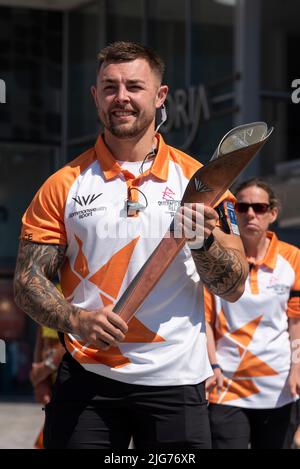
[72,304,128,351]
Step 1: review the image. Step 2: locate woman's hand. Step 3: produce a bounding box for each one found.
[205,368,224,399]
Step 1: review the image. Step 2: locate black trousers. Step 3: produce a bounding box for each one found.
[209,402,299,449]
[43,353,211,449]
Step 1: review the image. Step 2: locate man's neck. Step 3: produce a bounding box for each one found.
[103,128,157,162]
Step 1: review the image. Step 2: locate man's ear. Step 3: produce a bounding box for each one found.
[156,85,168,109]
[91,85,98,108]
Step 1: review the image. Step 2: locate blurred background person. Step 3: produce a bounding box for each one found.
[205,178,300,449]
[293,411,300,448]
[30,286,65,449]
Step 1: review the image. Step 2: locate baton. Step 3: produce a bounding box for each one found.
[113,122,274,323]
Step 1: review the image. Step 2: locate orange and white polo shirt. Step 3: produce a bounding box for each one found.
[21,133,233,386]
[205,231,300,408]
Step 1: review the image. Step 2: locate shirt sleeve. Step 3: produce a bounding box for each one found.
[21,171,68,245]
[287,249,300,318]
[213,189,236,209]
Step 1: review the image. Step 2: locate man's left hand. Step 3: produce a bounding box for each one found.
[175,203,219,249]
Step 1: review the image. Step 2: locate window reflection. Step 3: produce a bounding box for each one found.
[69,2,100,140]
[0,8,62,144]
[107,0,143,43]
[0,145,55,262]
[147,0,185,149]
[189,0,234,161]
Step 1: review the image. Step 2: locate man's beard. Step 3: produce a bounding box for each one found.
[108,119,140,138]
[100,110,154,139]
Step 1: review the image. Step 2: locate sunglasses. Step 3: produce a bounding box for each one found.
[235,202,270,214]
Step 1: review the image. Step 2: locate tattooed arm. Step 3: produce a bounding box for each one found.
[180,204,248,302]
[13,240,79,332]
[192,228,248,302]
[14,240,128,349]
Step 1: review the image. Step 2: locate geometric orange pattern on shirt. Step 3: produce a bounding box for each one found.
[209,314,277,403]
[215,308,229,342]
[65,316,164,369]
[89,236,165,344]
[64,236,165,368]
[89,237,140,299]
[60,257,81,299]
[64,336,130,368]
[220,377,260,403]
[124,317,164,343]
[100,293,114,307]
[234,347,278,378]
[60,235,91,298]
[228,315,263,348]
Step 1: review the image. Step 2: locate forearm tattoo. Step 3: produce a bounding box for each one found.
[192,239,247,297]
[14,240,80,333]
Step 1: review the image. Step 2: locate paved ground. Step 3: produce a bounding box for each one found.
[0,400,298,449]
[0,401,44,449]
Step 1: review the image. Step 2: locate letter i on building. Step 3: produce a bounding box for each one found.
[0,79,6,103]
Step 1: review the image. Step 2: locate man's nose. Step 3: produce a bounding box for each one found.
[115,85,129,103]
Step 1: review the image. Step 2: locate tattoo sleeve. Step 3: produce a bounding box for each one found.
[191,238,247,298]
[14,240,80,333]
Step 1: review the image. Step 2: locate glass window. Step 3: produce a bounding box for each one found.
[191,0,234,84]
[0,144,56,264]
[147,0,186,150]
[67,141,95,162]
[148,0,185,87]
[68,2,101,140]
[261,0,300,167]
[106,0,143,43]
[146,0,235,162]
[0,7,62,144]
[189,0,235,162]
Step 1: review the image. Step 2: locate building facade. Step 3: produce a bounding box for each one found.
[0,0,299,394]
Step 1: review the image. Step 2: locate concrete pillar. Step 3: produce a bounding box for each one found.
[234,0,262,178]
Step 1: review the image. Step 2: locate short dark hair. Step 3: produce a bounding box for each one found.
[97,41,165,82]
[234,178,281,211]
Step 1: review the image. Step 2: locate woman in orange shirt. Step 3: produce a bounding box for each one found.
[205,178,300,449]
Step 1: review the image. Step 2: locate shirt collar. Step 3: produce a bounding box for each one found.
[94,133,169,181]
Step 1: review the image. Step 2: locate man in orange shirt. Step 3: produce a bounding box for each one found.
[14,41,248,449]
